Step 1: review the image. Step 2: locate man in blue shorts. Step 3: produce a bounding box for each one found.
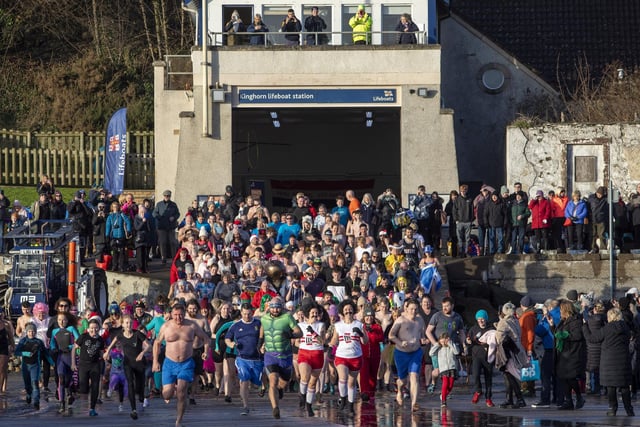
[388,299,427,412]
[153,304,210,427]
[260,297,303,419]
[225,303,263,415]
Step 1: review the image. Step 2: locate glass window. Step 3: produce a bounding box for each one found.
[382,5,411,45]
[301,5,332,45]
[263,5,295,45]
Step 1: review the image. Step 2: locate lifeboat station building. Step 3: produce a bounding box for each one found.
[154,0,458,210]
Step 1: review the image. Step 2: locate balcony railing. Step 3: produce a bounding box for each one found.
[207,30,429,47]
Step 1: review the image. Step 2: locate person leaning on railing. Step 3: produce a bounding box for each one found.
[395,13,419,44]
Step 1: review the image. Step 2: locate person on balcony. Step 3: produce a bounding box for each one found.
[349,4,372,45]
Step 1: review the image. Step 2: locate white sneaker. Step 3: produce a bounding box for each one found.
[106,389,113,398]
[118,404,124,412]
[143,398,149,408]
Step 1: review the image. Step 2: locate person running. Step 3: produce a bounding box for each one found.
[359,305,384,404]
[466,309,495,407]
[296,302,327,416]
[104,315,150,419]
[31,302,53,392]
[225,303,263,415]
[330,299,368,414]
[388,299,426,412]
[209,302,233,396]
[260,296,303,419]
[429,332,460,407]
[72,318,105,417]
[152,303,210,427]
[15,322,55,410]
[50,312,80,414]
[186,298,211,405]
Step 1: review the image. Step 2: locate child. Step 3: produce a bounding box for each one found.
[106,344,128,411]
[15,323,54,410]
[50,313,80,414]
[429,332,460,407]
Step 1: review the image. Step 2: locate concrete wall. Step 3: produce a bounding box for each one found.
[155,45,458,211]
[506,123,640,199]
[440,15,557,188]
[446,255,640,304]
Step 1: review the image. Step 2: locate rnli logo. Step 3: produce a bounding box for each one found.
[383,90,393,97]
[108,134,120,152]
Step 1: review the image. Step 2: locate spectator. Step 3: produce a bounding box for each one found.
[67,190,93,262]
[349,4,372,45]
[474,185,492,255]
[152,190,180,264]
[224,10,246,46]
[36,174,55,197]
[304,6,328,45]
[395,13,419,44]
[495,302,527,409]
[247,14,269,46]
[105,201,132,272]
[452,184,474,257]
[484,191,507,255]
[588,186,609,253]
[281,9,302,46]
[628,184,640,249]
[565,190,588,251]
[50,190,67,220]
[549,188,569,252]
[583,307,634,416]
[528,190,551,253]
[552,300,586,410]
[519,296,537,397]
[509,191,530,254]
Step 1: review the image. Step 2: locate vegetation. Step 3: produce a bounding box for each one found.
[515,61,640,125]
[0,0,195,131]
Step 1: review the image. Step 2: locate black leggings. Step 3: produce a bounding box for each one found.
[503,371,523,402]
[472,357,493,398]
[124,363,146,411]
[78,362,101,410]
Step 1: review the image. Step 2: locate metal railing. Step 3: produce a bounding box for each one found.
[208,30,429,47]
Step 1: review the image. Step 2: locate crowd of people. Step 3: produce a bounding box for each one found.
[2,179,640,422]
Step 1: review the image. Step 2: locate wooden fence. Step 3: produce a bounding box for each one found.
[0,130,154,189]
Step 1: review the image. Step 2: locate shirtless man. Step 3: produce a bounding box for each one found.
[388,299,426,411]
[186,299,211,405]
[153,303,210,427]
[15,301,33,337]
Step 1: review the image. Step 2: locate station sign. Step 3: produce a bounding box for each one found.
[237,88,397,105]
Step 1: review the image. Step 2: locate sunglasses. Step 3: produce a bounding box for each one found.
[58,304,69,308]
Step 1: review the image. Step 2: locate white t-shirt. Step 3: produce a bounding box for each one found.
[334,320,364,359]
[298,321,325,351]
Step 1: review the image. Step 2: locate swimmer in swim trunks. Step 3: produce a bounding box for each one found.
[153,303,210,427]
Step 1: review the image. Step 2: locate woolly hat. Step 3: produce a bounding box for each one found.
[566,290,578,302]
[475,309,488,321]
[25,323,37,333]
[520,295,533,308]
[500,185,509,195]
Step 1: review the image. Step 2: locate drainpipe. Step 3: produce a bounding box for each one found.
[202,0,209,137]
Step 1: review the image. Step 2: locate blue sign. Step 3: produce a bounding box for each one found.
[238,88,396,105]
[104,108,127,196]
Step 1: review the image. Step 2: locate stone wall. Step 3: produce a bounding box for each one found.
[446,254,640,304]
[506,123,640,199]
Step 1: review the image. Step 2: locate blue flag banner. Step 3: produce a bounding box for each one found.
[104,108,127,196]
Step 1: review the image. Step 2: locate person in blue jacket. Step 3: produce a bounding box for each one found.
[533,299,560,408]
[564,190,588,250]
[16,323,55,410]
[106,201,132,272]
[247,14,269,46]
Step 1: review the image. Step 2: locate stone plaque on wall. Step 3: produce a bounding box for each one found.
[575,156,597,182]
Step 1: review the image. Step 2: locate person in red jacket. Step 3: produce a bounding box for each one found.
[359,305,384,403]
[250,279,277,309]
[528,190,552,253]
